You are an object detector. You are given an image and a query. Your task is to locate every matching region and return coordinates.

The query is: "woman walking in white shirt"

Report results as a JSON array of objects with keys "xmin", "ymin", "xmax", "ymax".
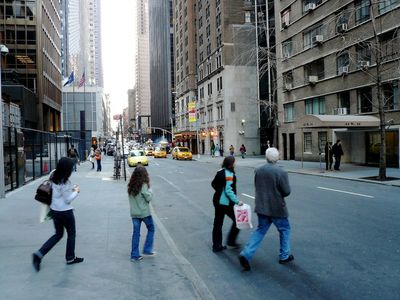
[{"xmin": 32, "ymin": 157, "xmax": 83, "ymax": 271}]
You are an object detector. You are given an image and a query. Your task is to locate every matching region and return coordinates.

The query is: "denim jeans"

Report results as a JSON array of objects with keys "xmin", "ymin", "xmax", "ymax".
[
  {"xmin": 96, "ymin": 159, "xmax": 102, "ymax": 171},
  {"xmin": 240, "ymin": 214, "xmax": 291, "ymax": 261},
  {"xmin": 131, "ymin": 216, "xmax": 155, "ymax": 259},
  {"xmin": 38, "ymin": 209, "xmax": 76, "ymax": 261}
]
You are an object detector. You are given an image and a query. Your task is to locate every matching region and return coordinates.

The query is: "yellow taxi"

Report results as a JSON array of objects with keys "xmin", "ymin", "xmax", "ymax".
[
  {"xmin": 145, "ymin": 147, "xmax": 154, "ymax": 156},
  {"xmin": 154, "ymin": 147, "xmax": 167, "ymax": 158},
  {"xmin": 128, "ymin": 150, "xmax": 149, "ymax": 167},
  {"xmin": 172, "ymin": 147, "xmax": 193, "ymax": 160}
]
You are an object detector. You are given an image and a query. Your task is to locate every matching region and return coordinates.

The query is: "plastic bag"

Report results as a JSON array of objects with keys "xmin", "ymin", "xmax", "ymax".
[
  {"xmin": 39, "ymin": 204, "xmax": 52, "ymax": 223},
  {"xmin": 234, "ymin": 203, "xmax": 253, "ymax": 229}
]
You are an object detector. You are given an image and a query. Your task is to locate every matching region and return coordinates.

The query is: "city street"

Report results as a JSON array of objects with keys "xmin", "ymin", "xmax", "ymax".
[{"xmin": 0, "ymin": 156, "xmax": 399, "ymax": 299}]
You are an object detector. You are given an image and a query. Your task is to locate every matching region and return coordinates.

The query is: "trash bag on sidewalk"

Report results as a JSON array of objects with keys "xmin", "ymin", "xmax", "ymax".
[{"xmin": 234, "ymin": 203, "xmax": 253, "ymax": 229}]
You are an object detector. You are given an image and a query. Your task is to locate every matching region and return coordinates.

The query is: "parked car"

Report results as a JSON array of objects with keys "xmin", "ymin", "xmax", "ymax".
[
  {"xmin": 127, "ymin": 150, "xmax": 149, "ymax": 167},
  {"xmin": 172, "ymin": 147, "xmax": 193, "ymax": 160},
  {"xmin": 154, "ymin": 147, "xmax": 167, "ymax": 158}
]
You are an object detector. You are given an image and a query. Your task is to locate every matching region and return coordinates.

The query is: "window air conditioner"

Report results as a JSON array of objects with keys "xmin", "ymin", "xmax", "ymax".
[
  {"xmin": 359, "ymin": 60, "xmax": 370, "ymax": 69},
  {"xmin": 338, "ymin": 66, "xmax": 349, "ymax": 75},
  {"xmin": 308, "ymin": 75, "xmax": 318, "ymax": 84},
  {"xmin": 334, "ymin": 107, "xmax": 348, "ymax": 115},
  {"xmin": 305, "ymin": 3, "xmax": 316, "ymax": 12},
  {"xmin": 284, "ymin": 82, "xmax": 293, "ymax": 91},
  {"xmin": 312, "ymin": 35, "xmax": 324, "ymax": 45},
  {"xmin": 337, "ymin": 23, "xmax": 348, "ymax": 33}
]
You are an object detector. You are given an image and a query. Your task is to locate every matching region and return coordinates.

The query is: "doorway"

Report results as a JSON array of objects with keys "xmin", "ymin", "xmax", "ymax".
[
  {"xmin": 282, "ymin": 133, "xmax": 287, "ymax": 160},
  {"xmin": 289, "ymin": 133, "xmax": 295, "ymax": 160}
]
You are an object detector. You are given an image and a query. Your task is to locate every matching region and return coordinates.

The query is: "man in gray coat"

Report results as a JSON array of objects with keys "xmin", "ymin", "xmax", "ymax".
[{"xmin": 239, "ymin": 147, "xmax": 293, "ymax": 271}]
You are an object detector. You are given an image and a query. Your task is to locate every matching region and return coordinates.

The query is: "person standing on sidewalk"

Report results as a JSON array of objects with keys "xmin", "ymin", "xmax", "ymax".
[
  {"xmin": 128, "ymin": 166, "xmax": 155, "ymax": 261},
  {"xmin": 324, "ymin": 142, "xmax": 333, "ymax": 171},
  {"xmin": 67, "ymin": 144, "xmax": 80, "ymax": 171},
  {"xmin": 89, "ymin": 147, "xmax": 95, "ymax": 169},
  {"xmin": 239, "ymin": 147, "xmax": 293, "ymax": 271},
  {"xmin": 211, "ymin": 142, "xmax": 216, "ymax": 157},
  {"xmin": 211, "ymin": 156, "xmax": 243, "ymax": 252},
  {"xmin": 229, "ymin": 145, "xmax": 235, "ymax": 156},
  {"xmin": 32, "ymin": 157, "xmax": 84, "ymax": 271},
  {"xmin": 240, "ymin": 144, "xmax": 247, "ymax": 159},
  {"xmin": 95, "ymin": 148, "xmax": 102, "ymax": 172},
  {"xmin": 332, "ymin": 140, "xmax": 344, "ymax": 171}
]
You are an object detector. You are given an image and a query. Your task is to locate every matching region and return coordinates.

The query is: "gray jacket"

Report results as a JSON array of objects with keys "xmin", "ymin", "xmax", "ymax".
[{"xmin": 254, "ymin": 163, "xmax": 291, "ymax": 218}]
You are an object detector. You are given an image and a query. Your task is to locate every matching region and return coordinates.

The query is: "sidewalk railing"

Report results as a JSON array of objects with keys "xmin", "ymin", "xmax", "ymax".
[{"xmin": 3, "ymin": 126, "xmax": 84, "ymax": 192}]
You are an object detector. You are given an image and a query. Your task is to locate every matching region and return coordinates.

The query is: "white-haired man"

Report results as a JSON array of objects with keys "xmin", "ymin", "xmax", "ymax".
[{"xmin": 239, "ymin": 147, "xmax": 293, "ymax": 271}]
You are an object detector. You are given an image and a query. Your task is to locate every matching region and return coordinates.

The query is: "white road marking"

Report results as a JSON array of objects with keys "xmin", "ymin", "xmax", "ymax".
[
  {"xmin": 157, "ymin": 175, "xmax": 181, "ymax": 191},
  {"xmin": 317, "ymin": 186, "xmax": 374, "ymax": 198},
  {"xmin": 241, "ymin": 193, "xmax": 255, "ymax": 199}
]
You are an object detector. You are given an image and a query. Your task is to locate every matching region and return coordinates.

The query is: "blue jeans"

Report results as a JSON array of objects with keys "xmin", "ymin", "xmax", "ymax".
[
  {"xmin": 240, "ymin": 214, "xmax": 291, "ymax": 261},
  {"xmin": 131, "ymin": 216, "xmax": 155, "ymax": 259}
]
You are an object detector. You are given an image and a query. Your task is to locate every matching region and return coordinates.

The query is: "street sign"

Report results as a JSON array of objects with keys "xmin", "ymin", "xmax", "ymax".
[{"xmin": 188, "ymin": 102, "xmax": 196, "ymax": 123}]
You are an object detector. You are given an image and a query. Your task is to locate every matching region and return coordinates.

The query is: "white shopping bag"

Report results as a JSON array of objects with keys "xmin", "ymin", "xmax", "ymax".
[
  {"xmin": 39, "ymin": 203, "xmax": 52, "ymax": 223},
  {"xmin": 234, "ymin": 203, "xmax": 253, "ymax": 229}
]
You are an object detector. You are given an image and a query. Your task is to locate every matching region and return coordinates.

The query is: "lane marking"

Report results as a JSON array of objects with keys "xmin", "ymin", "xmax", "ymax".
[
  {"xmin": 151, "ymin": 206, "xmax": 216, "ymax": 300},
  {"xmin": 241, "ymin": 193, "xmax": 255, "ymax": 199},
  {"xmin": 317, "ymin": 186, "xmax": 374, "ymax": 198},
  {"xmin": 156, "ymin": 175, "xmax": 181, "ymax": 191}
]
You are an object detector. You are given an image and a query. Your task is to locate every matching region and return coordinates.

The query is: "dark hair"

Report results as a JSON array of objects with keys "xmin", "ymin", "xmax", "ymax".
[
  {"xmin": 222, "ymin": 156, "xmax": 235, "ymax": 172},
  {"xmin": 127, "ymin": 166, "xmax": 150, "ymax": 196},
  {"xmin": 50, "ymin": 157, "xmax": 74, "ymax": 184}
]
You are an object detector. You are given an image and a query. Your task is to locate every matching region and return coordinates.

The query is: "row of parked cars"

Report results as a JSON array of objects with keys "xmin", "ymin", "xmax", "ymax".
[{"xmin": 127, "ymin": 146, "xmax": 193, "ymax": 167}]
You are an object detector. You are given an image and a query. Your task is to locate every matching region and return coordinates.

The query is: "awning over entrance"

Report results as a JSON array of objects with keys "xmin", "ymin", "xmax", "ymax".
[{"xmin": 299, "ymin": 114, "xmax": 380, "ymax": 128}]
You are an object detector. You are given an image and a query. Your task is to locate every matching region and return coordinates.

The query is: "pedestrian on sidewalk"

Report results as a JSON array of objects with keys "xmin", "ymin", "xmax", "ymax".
[
  {"xmin": 211, "ymin": 141, "xmax": 216, "ymax": 157},
  {"xmin": 239, "ymin": 147, "xmax": 293, "ymax": 271},
  {"xmin": 229, "ymin": 145, "xmax": 235, "ymax": 156},
  {"xmin": 215, "ymin": 144, "xmax": 220, "ymax": 157},
  {"xmin": 219, "ymin": 146, "xmax": 224, "ymax": 157},
  {"xmin": 32, "ymin": 157, "xmax": 84, "ymax": 272},
  {"xmin": 67, "ymin": 144, "xmax": 80, "ymax": 171},
  {"xmin": 211, "ymin": 156, "xmax": 243, "ymax": 252},
  {"xmin": 128, "ymin": 166, "xmax": 155, "ymax": 261},
  {"xmin": 324, "ymin": 142, "xmax": 333, "ymax": 171},
  {"xmin": 240, "ymin": 144, "xmax": 247, "ymax": 159},
  {"xmin": 95, "ymin": 149, "xmax": 102, "ymax": 172},
  {"xmin": 89, "ymin": 147, "xmax": 95, "ymax": 169},
  {"xmin": 332, "ymin": 140, "xmax": 344, "ymax": 171}
]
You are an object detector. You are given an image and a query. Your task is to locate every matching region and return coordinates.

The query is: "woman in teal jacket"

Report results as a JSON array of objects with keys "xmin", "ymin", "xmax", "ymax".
[
  {"xmin": 211, "ymin": 156, "xmax": 243, "ymax": 252},
  {"xmin": 128, "ymin": 166, "xmax": 155, "ymax": 261}
]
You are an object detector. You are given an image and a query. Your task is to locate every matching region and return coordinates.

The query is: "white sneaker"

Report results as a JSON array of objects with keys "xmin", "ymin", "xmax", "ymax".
[{"xmin": 142, "ymin": 251, "xmax": 157, "ymax": 257}]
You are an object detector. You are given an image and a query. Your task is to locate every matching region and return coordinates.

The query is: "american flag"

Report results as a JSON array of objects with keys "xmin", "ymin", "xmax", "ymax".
[{"xmin": 78, "ymin": 72, "xmax": 85, "ymax": 88}]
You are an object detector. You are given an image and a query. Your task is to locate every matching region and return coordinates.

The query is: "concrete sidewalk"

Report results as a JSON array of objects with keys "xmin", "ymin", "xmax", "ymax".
[
  {"xmin": 195, "ymin": 154, "xmax": 400, "ymax": 187},
  {"xmin": 0, "ymin": 157, "xmax": 206, "ymax": 300}
]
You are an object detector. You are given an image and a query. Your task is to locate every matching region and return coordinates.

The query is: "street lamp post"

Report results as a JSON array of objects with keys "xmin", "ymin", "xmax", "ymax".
[{"xmin": 0, "ymin": 44, "xmax": 9, "ymax": 198}]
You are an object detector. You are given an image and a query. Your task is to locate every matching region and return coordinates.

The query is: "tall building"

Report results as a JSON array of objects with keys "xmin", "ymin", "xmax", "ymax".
[
  {"xmin": 0, "ymin": 0, "xmax": 63, "ymax": 131},
  {"xmin": 61, "ymin": 0, "xmax": 105, "ymax": 138},
  {"xmin": 173, "ymin": 0, "xmax": 199, "ymax": 151},
  {"xmin": 275, "ymin": 0, "xmax": 399, "ymax": 167},
  {"xmin": 195, "ymin": 0, "xmax": 259, "ymax": 155},
  {"xmin": 135, "ymin": 0, "xmax": 151, "ymax": 130},
  {"xmin": 149, "ymin": 0, "xmax": 174, "ymax": 131}
]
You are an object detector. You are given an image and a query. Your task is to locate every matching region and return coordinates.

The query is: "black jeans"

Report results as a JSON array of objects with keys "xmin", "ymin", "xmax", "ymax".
[
  {"xmin": 334, "ymin": 156, "xmax": 341, "ymax": 170},
  {"xmin": 38, "ymin": 209, "xmax": 76, "ymax": 261},
  {"xmin": 212, "ymin": 204, "xmax": 239, "ymax": 249}
]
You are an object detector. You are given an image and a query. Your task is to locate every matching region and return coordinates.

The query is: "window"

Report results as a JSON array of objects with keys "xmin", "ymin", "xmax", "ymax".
[
  {"xmin": 337, "ymin": 52, "xmax": 350, "ymax": 74},
  {"xmin": 380, "ymin": 30, "xmax": 400, "ymax": 62},
  {"xmin": 318, "ymin": 132, "xmax": 327, "ymax": 153},
  {"xmin": 355, "ymin": 0, "xmax": 370, "ymax": 25},
  {"xmin": 283, "ymin": 71, "xmax": 293, "ymax": 89},
  {"xmin": 303, "ymin": 0, "xmax": 322, "ymax": 12},
  {"xmin": 338, "ymin": 91, "xmax": 351, "ymax": 113},
  {"xmin": 206, "ymin": 25, "xmax": 211, "ymax": 37},
  {"xmin": 304, "ymin": 59, "xmax": 325, "ymax": 81},
  {"xmin": 217, "ymin": 106, "xmax": 223, "ymax": 120},
  {"xmin": 216, "ymin": 13, "xmax": 221, "ymax": 27},
  {"xmin": 200, "ymin": 87, "xmax": 204, "ymax": 99},
  {"xmin": 231, "ymin": 102, "xmax": 236, "ymax": 112},
  {"xmin": 304, "ymin": 132, "xmax": 312, "ymax": 153},
  {"xmin": 282, "ymin": 39, "xmax": 293, "ymax": 58},
  {"xmin": 303, "ymin": 24, "xmax": 324, "ymax": 49},
  {"xmin": 305, "ymin": 97, "xmax": 325, "ymax": 114},
  {"xmin": 284, "ymin": 103, "xmax": 294, "ymax": 122},
  {"xmin": 245, "ymin": 11, "xmax": 251, "ymax": 23},
  {"xmin": 207, "ymin": 44, "xmax": 211, "ymax": 55},
  {"xmin": 199, "ymin": 34, "xmax": 203, "ymax": 46},
  {"xmin": 358, "ymin": 87, "xmax": 373, "ymax": 113},
  {"xmin": 199, "ymin": 16, "xmax": 203, "ymax": 28},
  {"xmin": 379, "ymin": 0, "xmax": 397, "ymax": 13},
  {"xmin": 207, "ymin": 108, "xmax": 213, "ymax": 122},
  {"xmin": 207, "ymin": 82, "xmax": 213, "ymax": 95},
  {"xmin": 217, "ymin": 77, "xmax": 223, "ymax": 91},
  {"xmin": 336, "ymin": 9, "xmax": 350, "ymax": 32},
  {"xmin": 281, "ymin": 9, "xmax": 290, "ymax": 28},
  {"xmin": 383, "ymin": 81, "xmax": 399, "ymax": 110},
  {"xmin": 356, "ymin": 42, "xmax": 372, "ymax": 66}
]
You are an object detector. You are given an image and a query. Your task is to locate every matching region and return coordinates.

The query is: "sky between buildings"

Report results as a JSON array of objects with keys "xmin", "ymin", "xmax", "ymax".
[{"xmin": 101, "ymin": 0, "xmax": 136, "ymax": 125}]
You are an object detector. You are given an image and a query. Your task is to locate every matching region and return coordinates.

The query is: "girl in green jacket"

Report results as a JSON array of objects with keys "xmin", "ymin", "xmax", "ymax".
[{"xmin": 128, "ymin": 166, "xmax": 155, "ymax": 261}]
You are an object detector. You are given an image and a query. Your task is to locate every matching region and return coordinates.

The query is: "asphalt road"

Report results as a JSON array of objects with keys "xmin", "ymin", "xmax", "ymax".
[{"xmin": 147, "ymin": 156, "xmax": 400, "ymax": 300}]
